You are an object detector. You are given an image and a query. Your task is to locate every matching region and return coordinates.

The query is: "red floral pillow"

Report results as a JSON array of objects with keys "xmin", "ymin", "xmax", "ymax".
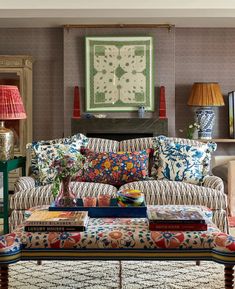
[{"xmin": 78, "ymin": 149, "xmax": 150, "ymax": 187}]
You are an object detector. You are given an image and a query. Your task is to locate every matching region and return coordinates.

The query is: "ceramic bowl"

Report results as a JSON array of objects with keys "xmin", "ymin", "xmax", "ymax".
[{"xmin": 117, "ymin": 189, "xmax": 144, "ymax": 207}]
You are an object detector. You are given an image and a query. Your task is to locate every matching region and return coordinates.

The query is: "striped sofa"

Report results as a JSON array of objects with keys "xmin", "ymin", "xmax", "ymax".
[{"xmin": 11, "ymin": 137, "xmax": 228, "ymax": 233}]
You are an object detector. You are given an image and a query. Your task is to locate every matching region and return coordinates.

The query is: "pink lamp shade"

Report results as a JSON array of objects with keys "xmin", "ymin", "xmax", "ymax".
[{"xmin": 0, "ymin": 85, "xmax": 26, "ymax": 120}]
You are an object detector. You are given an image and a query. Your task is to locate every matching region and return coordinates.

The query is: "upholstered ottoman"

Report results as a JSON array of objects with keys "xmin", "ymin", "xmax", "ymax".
[{"xmin": 1, "ymin": 205, "xmax": 235, "ymax": 289}]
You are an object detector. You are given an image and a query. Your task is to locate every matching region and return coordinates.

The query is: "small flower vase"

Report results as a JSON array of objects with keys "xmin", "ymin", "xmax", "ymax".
[
  {"xmin": 192, "ymin": 129, "xmax": 198, "ymax": 140},
  {"xmin": 55, "ymin": 176, "xmax": 77, "ymax": 207}
]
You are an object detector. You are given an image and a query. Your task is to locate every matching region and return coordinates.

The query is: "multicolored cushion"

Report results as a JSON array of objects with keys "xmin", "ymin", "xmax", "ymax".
[
  {"xmin": 28, "ymin": 134, "xmax": 88, "ymax": 186},
  {"xmin": 153, "ymin": 136, "xmax": 217, "ymax": 185},
  {"xmin": 79, "ymin": 149, "xmax": 150, "ymax": 187}
]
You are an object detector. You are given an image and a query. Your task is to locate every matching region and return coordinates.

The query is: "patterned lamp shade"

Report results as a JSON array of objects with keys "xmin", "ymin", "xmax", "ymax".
[
  {"xmin": 0, "ymin": 85, "xmax": 26, "ymax": 160},
  {"xmin": 187, "ymin": 82, "xmax": 224, "ymax": 140},
  {"xmin": 187, "ymin": 82, "xmax": 225, "ymax": 107},
  {"xmin": 0, "ymin": 85, "xmax": 26, "ymax": 120}
]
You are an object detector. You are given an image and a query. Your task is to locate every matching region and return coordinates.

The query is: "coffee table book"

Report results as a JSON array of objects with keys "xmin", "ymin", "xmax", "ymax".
[
  {"xmin": 147, "ymin": 207, "xmax": 207, "ymax": 231},
  {"xmin": 24, "ymin": 211, "xmax": 89, "ymax": 232}
]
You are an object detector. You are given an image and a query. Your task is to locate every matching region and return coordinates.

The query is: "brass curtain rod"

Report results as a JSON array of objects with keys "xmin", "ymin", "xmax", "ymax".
[{"xmin": 64, "ymin": 24, "xmax": 173, "ymax": 31}]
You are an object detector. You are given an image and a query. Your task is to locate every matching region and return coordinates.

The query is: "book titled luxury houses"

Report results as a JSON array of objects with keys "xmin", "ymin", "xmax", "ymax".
[
  {"xmin": 147, "ymin": 207, "xmax": 207, "ymax": 231},
  {"xmin": 24, "ymin": 211, "xmax": 89, "ymax": 232}
]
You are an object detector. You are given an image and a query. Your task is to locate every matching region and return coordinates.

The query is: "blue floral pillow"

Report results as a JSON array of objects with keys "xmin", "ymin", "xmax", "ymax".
[
  {"xmin": 28, "ymin": 134, "xmax": 88, "ymax": 186},
  {"xmin": 153, "ymin": 136, "xmax": 217, "ymax": 184}
]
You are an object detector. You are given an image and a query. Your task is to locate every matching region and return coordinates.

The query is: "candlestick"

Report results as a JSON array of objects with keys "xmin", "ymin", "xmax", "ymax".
[
  {"xmin": 159, "ymin": 86, "xmax": 166, "ymax": 119},
  {"xmin": 73, "ymin": 86, "xmax": 81, "ymax": 119}
]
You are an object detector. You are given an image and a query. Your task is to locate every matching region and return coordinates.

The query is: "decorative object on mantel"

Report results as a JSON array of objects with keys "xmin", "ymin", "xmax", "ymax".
[
  {"xmin": 85, "ymin": 36, "xmax": 154, "ymax": 112},
  {"xmin": 159, "ymin": 86, "xmax": 167, "ymax": 119},
  {"xmin": 72, "ymin": 86, "xmax": 81, "ymax": 119},
  {"xmin": 0, "ymin": 85, "xmax": 26, "ymax": 160},
  {"xmin": 94, "ymin": 114, "xmax": 107, "ymax": 118},
  {"xmin": 187, "ymin": 82, "xmax": 224, "ymax": 140},
  {"xmin": 138, "ymin": 106, "xmax": 145, "ymax": 118},
  {"xmin": 81, "ymin": 113, "xmax": 95, "ymax": 119}
]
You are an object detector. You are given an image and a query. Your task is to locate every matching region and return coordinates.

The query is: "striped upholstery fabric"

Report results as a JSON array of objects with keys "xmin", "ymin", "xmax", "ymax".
[
  {"xmin": 87, "ymin": 138, "xmax": 119, "ymax": 152},
  {"xmin": 14, "ymin": 176, "xmax": 36, "ymax": 192},
  {"xmin": 10, "ymin": 137, "xmax": 228, "ymax": 233},
  {"xmin": 119, "ymin": 137, "xmax": 207, "ymax": 152},
  {"xmin": 9, "ymin": 210, "xmax": 26, "ymax": 233},
  {"xmin": 119, "ymin": 180, "xmax": 227, "ymax": 232},
  {"xmin": 11, "ymin": 182, "xmax": 117, "ymax": 210},
  {"xmin": 119, "ymin": 137, "xmax": 154, "ymax": 151}
]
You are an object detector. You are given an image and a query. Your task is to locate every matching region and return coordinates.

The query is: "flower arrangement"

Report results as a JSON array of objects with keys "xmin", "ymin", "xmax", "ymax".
[
  {"xmin": 178, "ymin": 122, "xmax": 200, "ymax": 139},
  {"xmin": 187, "ymin": 122, "xmax": 200, "ymax": 139},
  {"xmin": 51, "ymin": 151, "xmax": 84, "ymax": 197}
]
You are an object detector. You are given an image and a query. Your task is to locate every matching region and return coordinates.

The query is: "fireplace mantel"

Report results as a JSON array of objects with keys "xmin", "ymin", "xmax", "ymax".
[{"xmin": 71, "ymin": 118, "xmax": 168, "ymax": 140}]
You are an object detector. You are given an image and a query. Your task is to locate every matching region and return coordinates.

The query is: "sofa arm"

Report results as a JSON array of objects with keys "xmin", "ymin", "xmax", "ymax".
[
  {"xmin": 228, "ymin": 160, "xmax": 235, "ymax": 216},
  {"xmin": 202, "ymin": 175, "xmax": 224, "ymax": 191},
  {"xmin": 14, "ymin": 176, "xmax": 36, "ymax": 192}
]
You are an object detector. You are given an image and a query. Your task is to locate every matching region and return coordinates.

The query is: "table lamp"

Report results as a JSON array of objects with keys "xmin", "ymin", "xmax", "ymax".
[
  {"xmin": 0, "ymin": 85, "xmax": 26, "ymax": 160},
  {"xmin": 187, "ymin": 82, "xmax": 224, "ymax": 139}
]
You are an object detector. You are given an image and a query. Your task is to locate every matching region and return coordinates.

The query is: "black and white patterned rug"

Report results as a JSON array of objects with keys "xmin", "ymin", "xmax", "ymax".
[{"xmin": 9, "ymin": 260, "xmax": 225, "ymax": 289}]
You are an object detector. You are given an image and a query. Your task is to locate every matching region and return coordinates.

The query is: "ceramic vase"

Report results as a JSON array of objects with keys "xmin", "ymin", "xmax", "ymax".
[
  {"xmin": 196, "ymin": 107, "xmax": 215, "ymax": 139},
  {"xmin": 138, "ymin": 106, "xmax": 145, "ymax": 118},
  {"xmin": 55, "ymin": 176, "xmax": 77, "ymax": 207}
]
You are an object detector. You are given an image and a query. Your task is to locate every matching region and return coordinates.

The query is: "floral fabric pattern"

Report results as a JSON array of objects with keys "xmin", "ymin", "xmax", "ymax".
[
  {"xmin": 1, "ymin": 205, "xmax": 235, "ymax": 263},
  {"xmin": 20, "ymin": 212, "xmax": 235, "ymax": 253},
  {"xmin": 79, "ymin": 149, "xmax": 149, "ymax": 186},
  {"xmin": 29, "ymin": 134, "xmax": 88, "ymax": 186},
  {"xmin": 153, "ymin": 136, "xmax": 217, "ymax": 185}
]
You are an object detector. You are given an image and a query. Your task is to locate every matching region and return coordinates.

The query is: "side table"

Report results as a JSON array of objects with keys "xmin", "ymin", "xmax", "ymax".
[{"xmin": 0, "ymin": 157, "xmax": 26, "ymax": 234}]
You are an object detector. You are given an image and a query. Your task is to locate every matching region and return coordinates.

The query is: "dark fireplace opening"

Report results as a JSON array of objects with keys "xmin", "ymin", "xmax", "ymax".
[{"xmin": 86, "ymin": 133, "xmax": 153, "ymax": 141}]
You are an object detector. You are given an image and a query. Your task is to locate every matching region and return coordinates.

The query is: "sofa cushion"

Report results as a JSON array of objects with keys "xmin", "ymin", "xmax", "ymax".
[
  {"xmin": 28, "ymin": 134, "xmax": 88, "ymax": 186},
  {"xmin": 79, "ymin": 149, "xmax": 150, "ymax": 187},
  {"xmin": 153, "ymin": 136, "xmax": 217, "ymax": 185}
]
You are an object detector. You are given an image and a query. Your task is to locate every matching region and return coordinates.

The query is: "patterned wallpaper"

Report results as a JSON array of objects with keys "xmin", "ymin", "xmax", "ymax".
[
  {"xmin": 0, "ymin": 27, "xmax": 234, "ymax": 155},
  {"xmin": 0, "ymin": 28, "xmax": 64, "ymax": 141}
]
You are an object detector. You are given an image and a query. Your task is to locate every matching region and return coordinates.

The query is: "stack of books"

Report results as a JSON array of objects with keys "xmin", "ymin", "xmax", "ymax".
[
  {"xmin": 147, "ymin": 207, "xmax": 207, "ymax": 231},
  {"xmin": 24, "ymin": 211, "xmax": 89, "ymax": 232}
]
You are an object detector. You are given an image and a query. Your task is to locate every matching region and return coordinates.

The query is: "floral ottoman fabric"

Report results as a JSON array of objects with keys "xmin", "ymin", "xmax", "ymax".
[
  {"xmin": 1, "ymin": 205, "xmax": 235, "ymax": 258},
  {"xmin": 18, "ymin": 205, "xmax": 234, "ymax": 253}
]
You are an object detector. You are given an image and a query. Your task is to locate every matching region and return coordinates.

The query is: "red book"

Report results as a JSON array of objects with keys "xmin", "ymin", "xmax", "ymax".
[{"xmin": 149, "ymin": 222, "xmax": 207, "ymax": 231}]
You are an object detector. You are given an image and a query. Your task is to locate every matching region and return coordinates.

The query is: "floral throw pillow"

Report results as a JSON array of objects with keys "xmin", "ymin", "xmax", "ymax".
[
  {"xmin": 153, "ymin": 136, "xmax": 217, "ymax": 185},
  {"xmin": 29, "ymin": 134, "xmax": 88, "ymax": 186},
  {"xmin": 78, "ymin": 149, "xmax": 150, "ymax": 187}
]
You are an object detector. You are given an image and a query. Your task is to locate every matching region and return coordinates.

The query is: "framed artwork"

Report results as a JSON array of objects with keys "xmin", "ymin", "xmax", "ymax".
[
  {"xmin": 228, "ymin": 91, "xmax": 235, "ymax": 138},
  {"xmin": 85, "ymin": 36, "xmax": 154, "ymax": 112}
]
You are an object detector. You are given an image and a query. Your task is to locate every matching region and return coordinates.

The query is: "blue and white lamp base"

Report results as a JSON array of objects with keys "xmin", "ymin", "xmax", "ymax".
[{"xmin": 195, "ymin": 107, "xmax": 215, "ymax": 140}]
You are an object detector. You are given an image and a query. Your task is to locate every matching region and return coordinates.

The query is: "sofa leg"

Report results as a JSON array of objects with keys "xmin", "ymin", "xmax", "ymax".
[
  {"xmin": 0, "ymin": 265, "xmax": 8, "ymax": 289},
  {"xmin": 225, "ymin": 265, "xmax": 234, "ymax": 289},
  {"xmin": 37, "ymin": 260, "xmax": 42, "ymax": 265},
  {"xmin": 196, "ymin": 260, "xmax": 200, "ymax": 266}
]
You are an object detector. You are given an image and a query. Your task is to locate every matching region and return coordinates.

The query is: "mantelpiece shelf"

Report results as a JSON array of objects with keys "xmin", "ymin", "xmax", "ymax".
[
  {"xmin": 198, "ymin": 139, "xmax": 235, "ymax": 143},
  {"xmin": 71, "ymin": 118, "xmax": 168, "ymax": 140}
]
